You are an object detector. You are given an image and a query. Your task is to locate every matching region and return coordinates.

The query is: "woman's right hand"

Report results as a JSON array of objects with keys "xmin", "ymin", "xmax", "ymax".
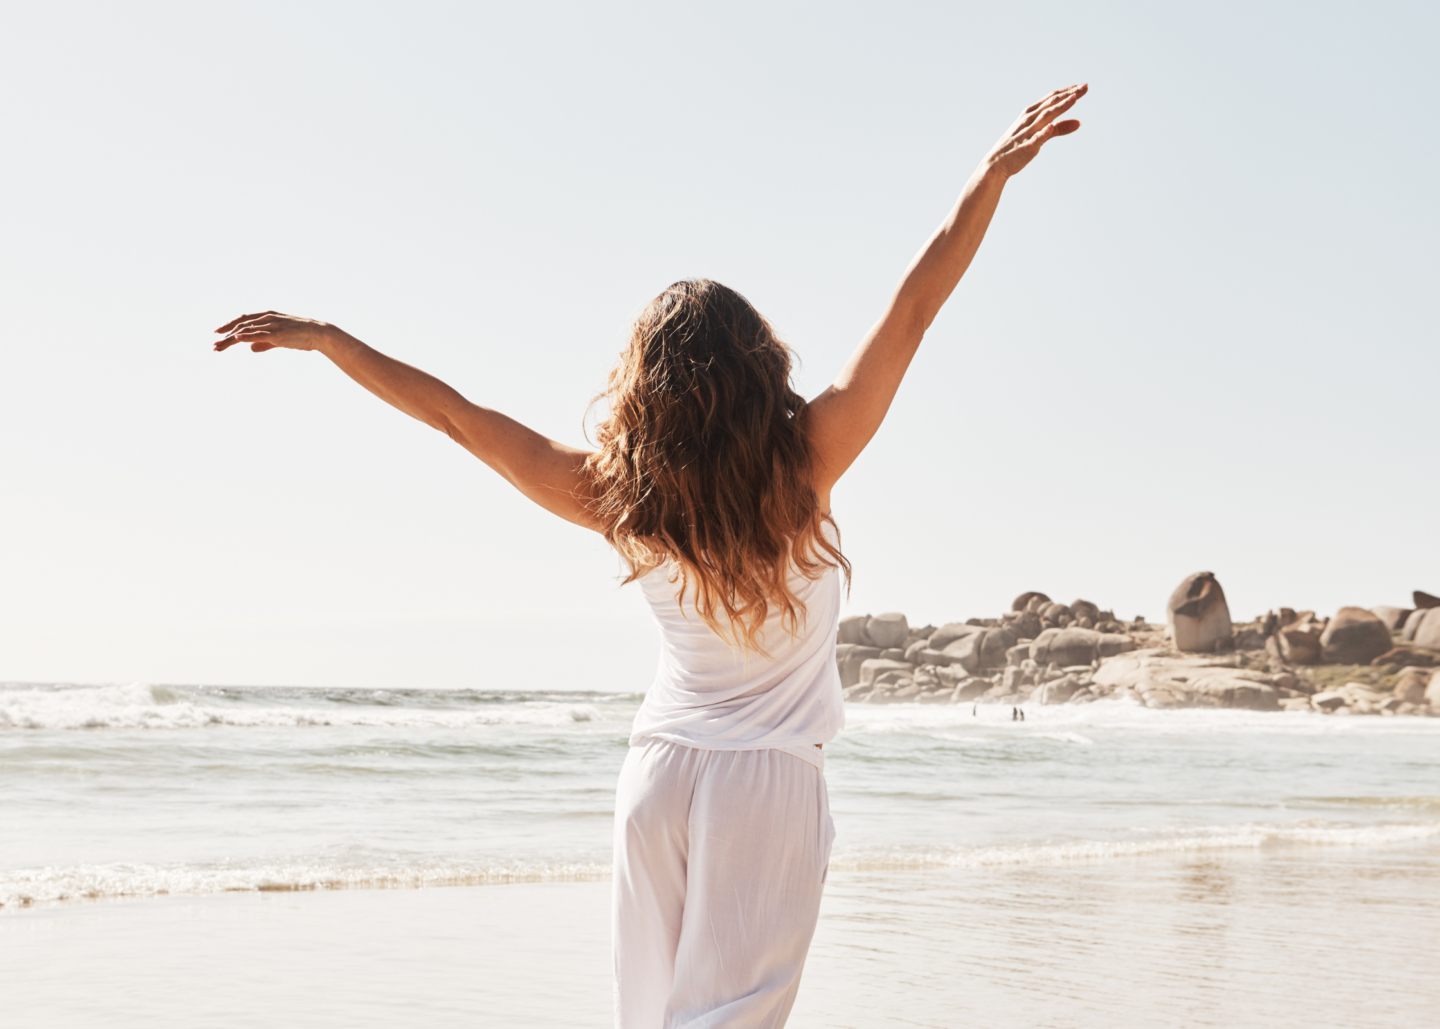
[
  {"xmin": 983, "ymin": 84, "xmax": 1087, "ymax": 180},
  {"xmin": 807, "ymin": 85, "xmax": 1088, "ymax": 500},
  {"xmin": 213, "ymin": 311, "xmax": 343, "ymax": 353}
]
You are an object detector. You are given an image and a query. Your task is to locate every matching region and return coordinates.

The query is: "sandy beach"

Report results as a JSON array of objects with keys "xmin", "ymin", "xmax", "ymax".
[{"xmin": 8, "ymin": 840, "xmax": 1439, "ymax": 1028}]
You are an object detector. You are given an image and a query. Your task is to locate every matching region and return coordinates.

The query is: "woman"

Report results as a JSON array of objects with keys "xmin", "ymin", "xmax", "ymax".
[{"xmin": 215, "ymin": 84, "xmax": 1085, "ymax": 1028}]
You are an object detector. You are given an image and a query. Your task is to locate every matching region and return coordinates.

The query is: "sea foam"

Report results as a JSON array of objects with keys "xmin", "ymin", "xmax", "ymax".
[
  {"xmin": 0, "ymin": 683, "xmax": 634, "ymax": 731},
  {"xmin": 827, "ymin": 819, "xmax": 1440, "ymax": 872},
  {"xmin": 0, "ymin": 858, "xmax": 613, "ymax": 910},
  {"xmin": 6, "ymin": 819, "xmax": 1437, "ymax": 911}
]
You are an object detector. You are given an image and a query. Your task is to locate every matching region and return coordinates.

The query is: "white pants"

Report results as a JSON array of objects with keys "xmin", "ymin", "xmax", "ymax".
[{"xmin": 612, "ymin": 739, "xmax": 835, "ymax": 1029}]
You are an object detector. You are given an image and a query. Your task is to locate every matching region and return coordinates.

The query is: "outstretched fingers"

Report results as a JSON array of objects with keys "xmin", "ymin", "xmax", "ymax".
[
  {"xmin": 215, "ymin": 310, "xmax": 277, "ymax": 334},
  {"xmin": 213, "ymin": 311, "xmax": 294, "ymax": 352},
  {"xmin": 1023, "ymin": 85, "xmax": 1075, "ymax": 115},
  {"xmin": 988, "ymin": 84, "xmax": 1087, "ymax": 177},
  {"xmin": 1018, "ymin": 84, "xmax": 1087, "ymax": 136},
  {"xmin": 210, "ymin": 310, "xmax": 331, "ymax": 354},
  {"xmin": 213, "ymin": 321, "xmax": 278, "ymax": 352}
]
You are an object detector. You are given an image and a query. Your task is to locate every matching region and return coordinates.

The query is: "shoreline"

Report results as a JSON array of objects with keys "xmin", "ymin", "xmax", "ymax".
[
  {"xmin": 7, "ymin": 844, "xmax": 1439, "ymax": 1029},
  {"xmin": 9, "ymin": 718, "xmax": 1440, "ymax": 914}
]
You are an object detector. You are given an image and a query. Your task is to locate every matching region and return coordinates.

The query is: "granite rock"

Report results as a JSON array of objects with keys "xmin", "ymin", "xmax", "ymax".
[
  {"xmin": 1319, "ymin": 607, "xmax": 1393, "ymax": 665},
  {"xmin": 1167, "ymin": 571, "xmax": 1233, "ymax": 653}
]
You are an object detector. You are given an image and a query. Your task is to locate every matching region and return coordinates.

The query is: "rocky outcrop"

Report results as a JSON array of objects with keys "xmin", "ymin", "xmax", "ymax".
[
  {"xmin": 835, "ymin": 644, "xmax": 881, "ymax": 688},
  {"xmin": 1372, "ymin": 606, "xmax": 1413, "ymax": 631},
  {"xmin": 1273, "ymin": 611, "xmax": 1324, "ymax": 665},
  {"xmin": 837, "ymin": 616, "xmax": 871, "ymax": 646},
  {"xmin": 1036, "ymin": 674, "xmax": 1084, "ymax": 705},
  {"xmin": 1167, "ymin": 572, "xmax": 1233, "ymax": 653},
  {"xmin": 1030, "ymin": 627, "xmax": 1133, "ymax": 667},
  {"xmin": 859, "ymin": 658, "xmax": 913, "ymax": 687},
  {"xmin": 1415, "ymin": 591, "xmax": 1440, "ymax": 609},
  {"xmin": 1394, "ymin": 670, "xmax": 1431, "ymax": 705},
  {"xmin": 1414, "ymin": 610, "xmax": 1440, "ymax": 651},
  {"xmin": 1092, "ymin": 651, "xmax": 1280, "ymax": 711},
  {"xmin": 1319, "ymin": 682, "xmax": 1398, "ymax": 715},
  {"xmin": 938, "ymin": 626, "xmax": 1017, "ymax": 673},
  {"xmin": 1012, "ymin": 591, "xmax": 1050, "ymax": 612},
  {"xmin": 1373, "ymin": 647, "xmax": 1436, "ymax": 668},
  {"xmin": 927, "ymin": 622, "xmax": 981, "ymax": 651},
  {"xmin": 865, "ymin": 613, "xmax": 910, "ymax": 649},
  {"xmin": 836, "ymin": 582, "xmax": 1440, "ymax": 716},
  {"xmin": 1319, "ymin": 607, "xmax": 1393, "ymax": 665}
]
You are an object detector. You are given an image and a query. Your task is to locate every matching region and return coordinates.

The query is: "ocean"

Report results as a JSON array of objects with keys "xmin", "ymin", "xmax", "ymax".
[{"xmin": 3, "ymin": 683, "xmax": 1438, "ymax": 1027}]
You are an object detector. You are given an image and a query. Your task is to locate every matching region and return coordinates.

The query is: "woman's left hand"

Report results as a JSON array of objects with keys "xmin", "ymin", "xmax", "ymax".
[
  {"xmin": 213, "ymin": 311, "xmax": 340, "ymax": 353},
  {"xmin": 984, "ymin": 83, "xmax": 1087, "ymax": 179}
]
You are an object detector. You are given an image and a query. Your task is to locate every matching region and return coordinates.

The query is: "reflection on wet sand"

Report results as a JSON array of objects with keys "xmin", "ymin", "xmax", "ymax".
[{"xmin": 796, "ymin": 840, "xmax": 1440, "ymax": 1029}]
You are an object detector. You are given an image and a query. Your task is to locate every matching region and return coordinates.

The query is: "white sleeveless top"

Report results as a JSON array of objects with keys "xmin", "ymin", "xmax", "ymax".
[{"xmin": 629, "ymin": 544, "xmax": 845, "ymax": 770}]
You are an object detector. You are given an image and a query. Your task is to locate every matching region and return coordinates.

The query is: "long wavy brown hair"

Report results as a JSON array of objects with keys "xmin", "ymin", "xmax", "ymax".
[{"xmin": 585, "ymin": 279, "xmax": 848, "ymax": 650}]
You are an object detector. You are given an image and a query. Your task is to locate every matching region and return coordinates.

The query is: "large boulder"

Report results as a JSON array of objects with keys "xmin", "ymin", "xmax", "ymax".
[
  {"xmin": 835, "ymin": 644, "xmax": 881, "ymax": 688},
  {"xmin": 1012, "ymin": 591, "xmax": 1050, "ymax": 612},
  {"xmin": 1040, "ymin": 602, "xmax": 1072, "ymax": 627},
  {"xmin": 1093, "ymin": 649, "xmax": 1278, "ymax": 710},
  {"xmin": 1372, "ymin": 646, "xmax": 1437, "ymax": 668},
  {"xmin": 1415, "ymin": 591, "xmax": 1440, "ymax": 609},
  {"xmin": 1428, "ymin": 670, "xmax": 1440, "ymax": 708},
  {"xmin": 1031, "ymin": 627, "xmax": 1133, "ymax": 667},
  {"xmin": 1415, "ymin": 610, "xmax": 1440, "ymax": 651},
  {"xmin": 1167, "ymin": 572, "xmax": 1233, "ymax": 653},
  {"xmin": 1012, "ymin": 611, "xmax": 1043, "ymax": 639},
  {"xmin": 865, "ymin": 613, "xmax": 910, "ymax": 649},
  {"xmin": 1037, "ymin": 674, "xmax": 1084, "ymax": 705},
  {"xmin": 936, "ymin": 664, "xmax": 969, "ymax": 687},
  {"xmin": 1393, "ymin": 670, "xmax": 1430, "ymax": 705},
  {"xmin": 953, "ymin": 678, "xmax": 991, "ymax": 702},
  {"xmin": 1185, "ymin": 671, "xmax": 1280, "ymax": 711},
  {"xmin": 1402, "ymin": 608, "xmax": 1436, "ymax": 644},
  {"xmin": 838, "ymin": 616, "xmax": 872, "ymax": 646},
  {"xmin": 859, "ymin": 658, "xmax": 914, "ymax": 687},
  {"xmin": 1070, "ymin": 599, "xmax": 1102, "ymax": 624},
  {"xmin": 1276, "ymin": 613, "xmax": 1323, "ymax": 664},
  {"xmin": 1372, "ymin": 606, "xmax": 1413, "ymax": 632},
  {"xmin": 1320, "ymin": 607, "xmax": 1394, "ymax": 665},
  {"xmin": 928, "ymin": 622, "xmax": 983, "ymax": 652},
  {"xmin": 940, "ymin": 625, "xmax": 1018, "ymax": 673}
]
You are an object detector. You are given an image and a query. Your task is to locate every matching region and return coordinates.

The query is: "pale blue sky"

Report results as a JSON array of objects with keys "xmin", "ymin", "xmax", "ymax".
[{"xmin": 1, "ymin": 1, "xmax": 1435, "ymax": 689}]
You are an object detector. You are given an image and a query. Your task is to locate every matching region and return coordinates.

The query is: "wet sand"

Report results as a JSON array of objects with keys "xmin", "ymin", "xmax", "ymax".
[{"xmin": 7, "ymin": 839, "xmax": 1438, "ymax": 1028}]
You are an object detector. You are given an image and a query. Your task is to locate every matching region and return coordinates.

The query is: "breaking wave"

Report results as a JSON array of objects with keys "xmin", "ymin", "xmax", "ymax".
[
  {"xmin": 828, "ymin": 819, "xmax": 1440, "ymax": 872},
  {"xmin": 7, "ymin": 820, "xmax": 1436, "ymax": 911},
  {"xmin": 0, "ymin": 858, "xmax": 612, "ymax": 910},
  {"xmin": 0, "ymin": 683, "xmax": 638, "ymax": 732}
]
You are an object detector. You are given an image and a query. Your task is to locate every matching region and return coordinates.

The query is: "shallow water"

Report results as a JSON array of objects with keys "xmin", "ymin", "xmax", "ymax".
[{"xmin": 3, "ymin": 682, "xmax": 1438, "ymax": 1026}]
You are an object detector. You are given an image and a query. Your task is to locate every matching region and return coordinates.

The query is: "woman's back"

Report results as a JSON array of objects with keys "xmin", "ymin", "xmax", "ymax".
[{"xmin": 629, "ymin": 544, "xmax": 843, "ymax": 769}]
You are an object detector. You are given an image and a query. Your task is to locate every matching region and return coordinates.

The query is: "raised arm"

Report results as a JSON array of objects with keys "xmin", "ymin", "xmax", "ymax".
[
  {"xmin": 213, "ymin": 314, "xmax": 600, "ymax": 530},
  {"xmin": 806, "ymin": 85, "xmax": 1087, "ymax": 502}
]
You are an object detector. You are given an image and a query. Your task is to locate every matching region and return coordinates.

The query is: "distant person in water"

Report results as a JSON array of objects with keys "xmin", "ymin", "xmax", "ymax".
[{"xmin": 213, "ymin": 84, "xmax": 1085, "ymax": 1029}]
